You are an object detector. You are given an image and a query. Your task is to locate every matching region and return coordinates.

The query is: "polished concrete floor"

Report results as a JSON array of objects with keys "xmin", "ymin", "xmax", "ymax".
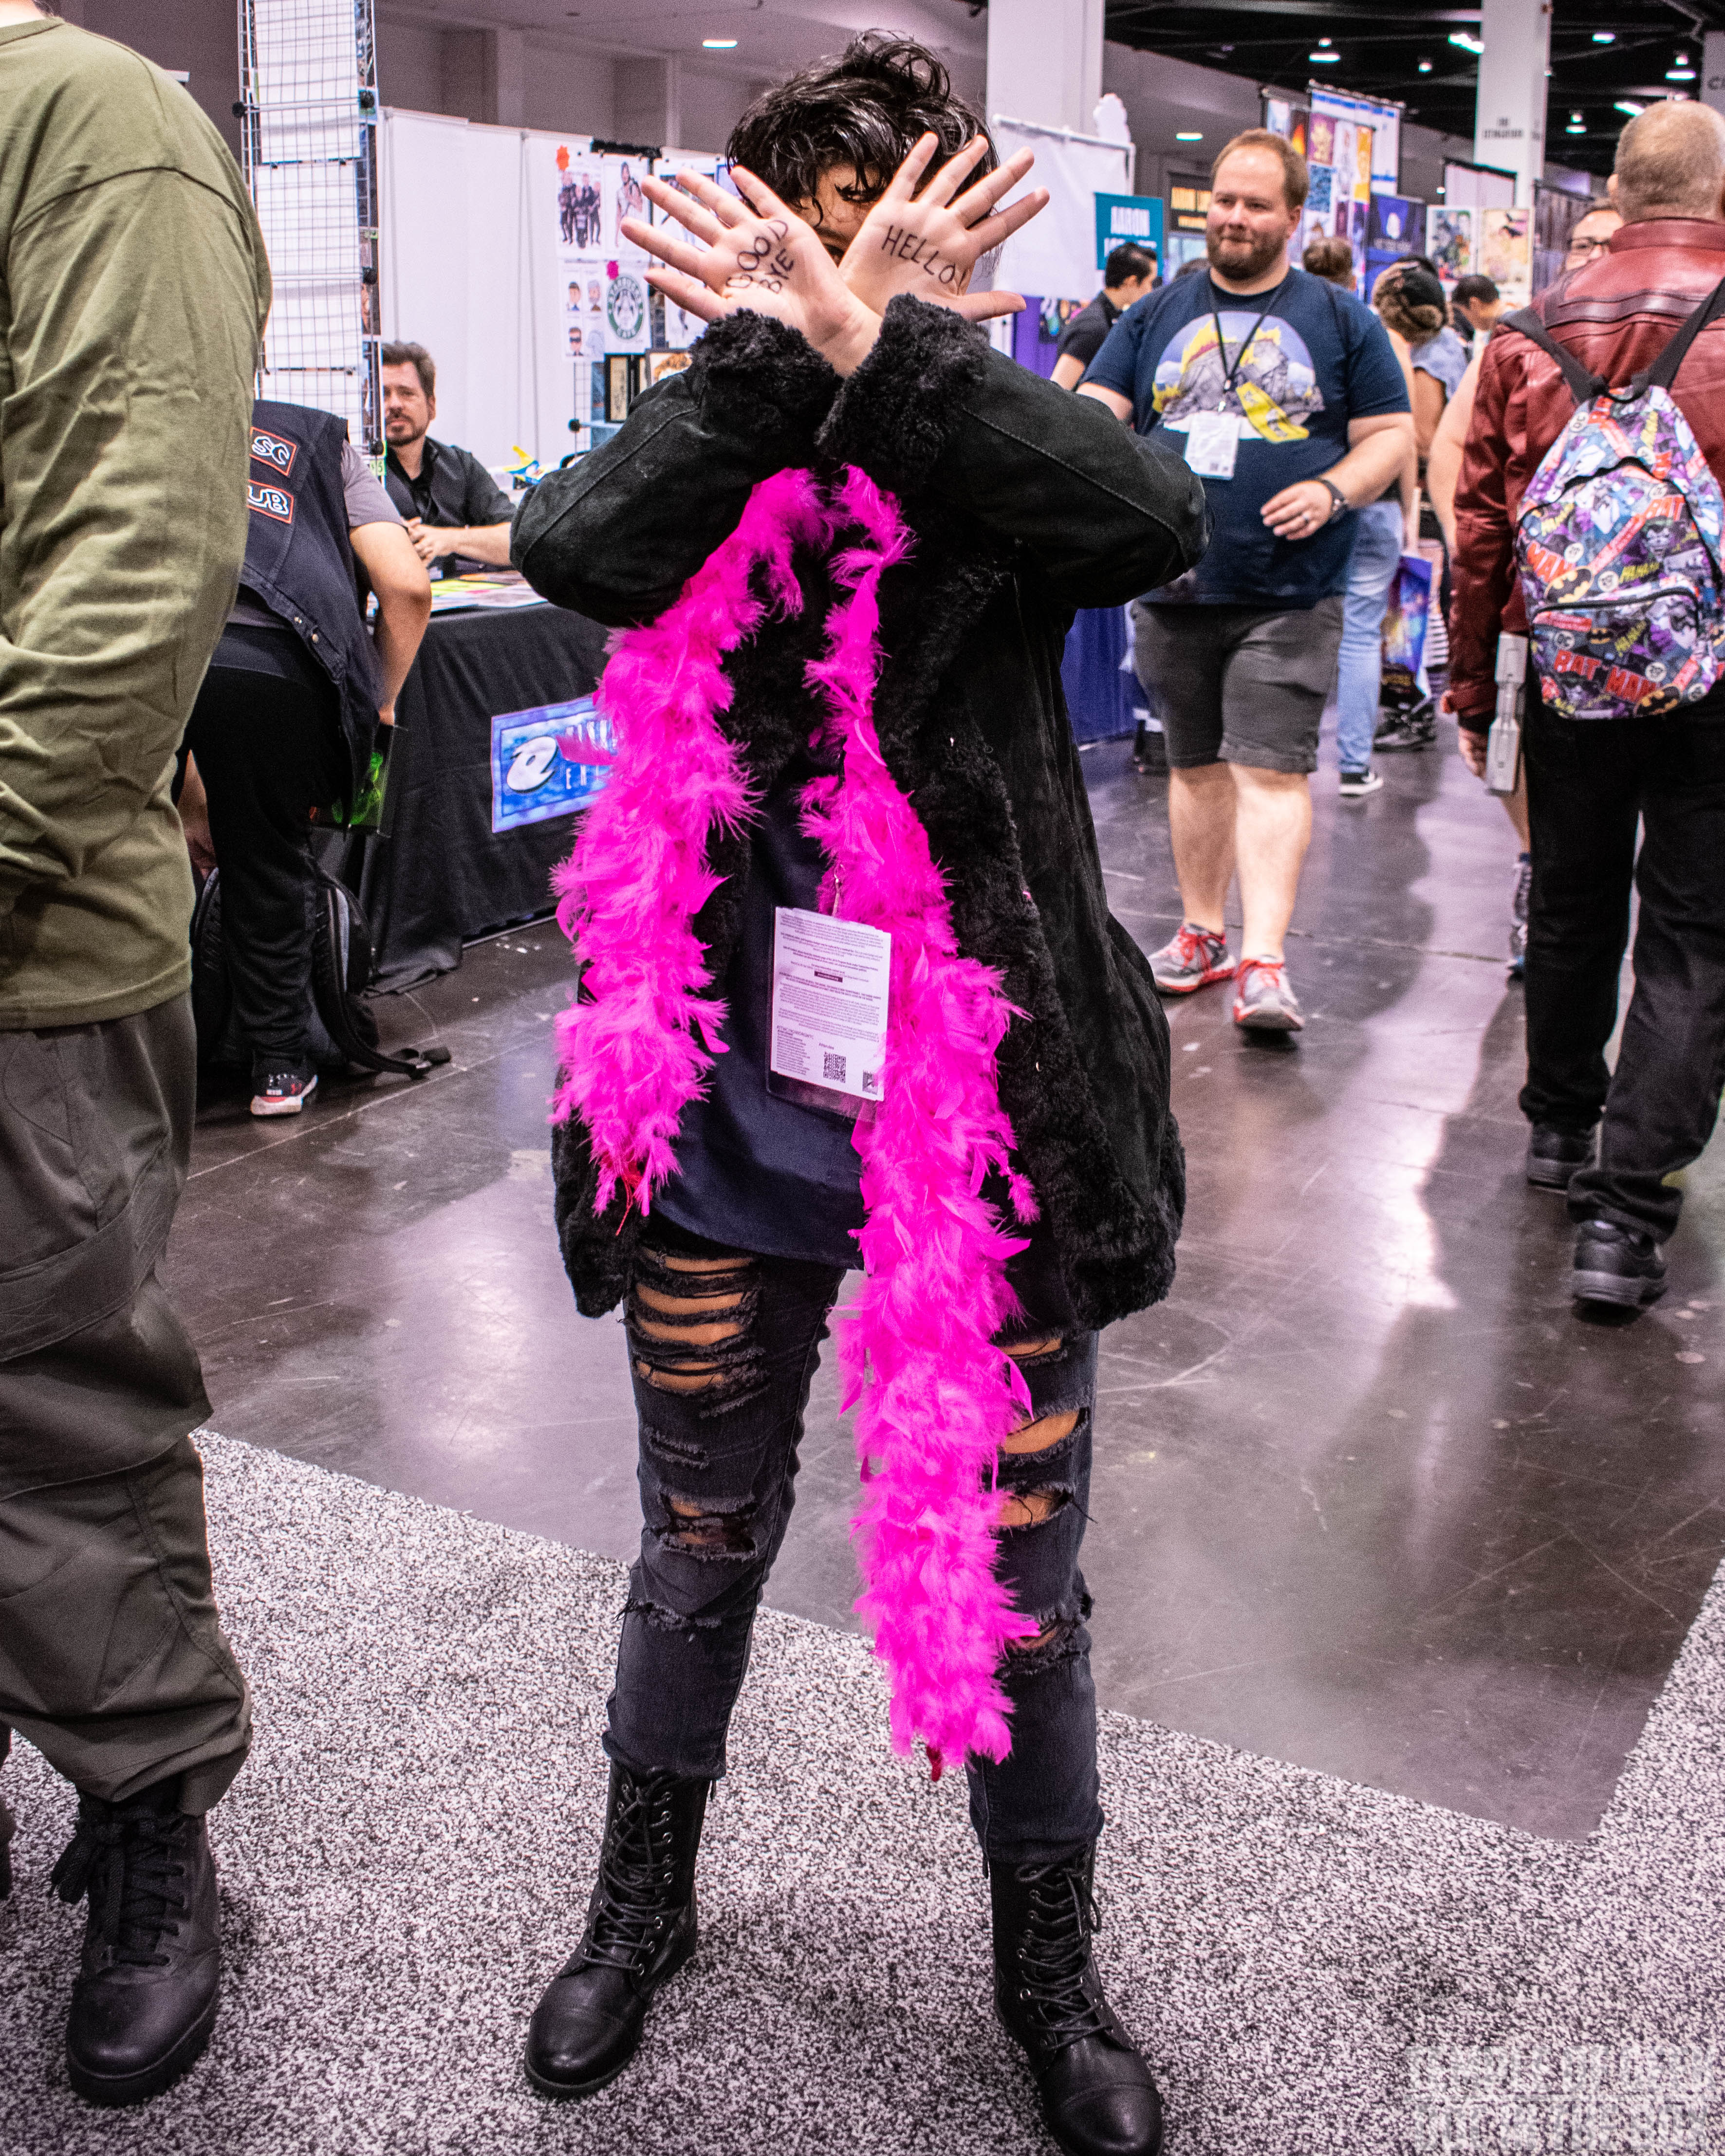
[{"xmin": 171, "ymin": 718, "xmax": 1725, "ymax": 1843}]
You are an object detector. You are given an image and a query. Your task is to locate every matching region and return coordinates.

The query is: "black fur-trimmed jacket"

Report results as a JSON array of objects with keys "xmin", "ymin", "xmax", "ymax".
[{"xmin": 513, "ymin": 296, "xmax": 1210, "ymax": 1331}]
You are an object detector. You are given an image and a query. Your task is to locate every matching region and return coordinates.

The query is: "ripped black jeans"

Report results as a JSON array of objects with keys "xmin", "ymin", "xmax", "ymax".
[{"xmin": 606, "ymin": 1219, "xmax": 1103, "ymax": 1867}]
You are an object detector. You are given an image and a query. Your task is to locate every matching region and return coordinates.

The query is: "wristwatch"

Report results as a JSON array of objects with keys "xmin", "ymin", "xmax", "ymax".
[{"xmin": 1317, "ymin": 477, "xmax": 1350, "ymax": 522}]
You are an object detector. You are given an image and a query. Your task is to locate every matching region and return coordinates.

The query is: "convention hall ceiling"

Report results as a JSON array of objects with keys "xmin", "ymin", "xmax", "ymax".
[{"xmin": 1096, "ymin": 0, "xmax": 1725, "ymax": 176}]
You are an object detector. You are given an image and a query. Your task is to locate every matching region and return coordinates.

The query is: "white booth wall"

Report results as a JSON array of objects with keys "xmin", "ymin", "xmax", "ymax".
[{"xmin": 377, "ymin": 109, "xmax": 600, "ymax": 482}]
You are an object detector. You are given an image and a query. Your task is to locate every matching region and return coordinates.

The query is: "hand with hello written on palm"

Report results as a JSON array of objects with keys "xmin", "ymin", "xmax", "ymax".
[
  {"xmin": 624, "ymin": 168, "xmax": 882, "ymax": 376},
  {"xmin": 839, "ymin": 132, "xmax": 1047, "ymax": 325}
]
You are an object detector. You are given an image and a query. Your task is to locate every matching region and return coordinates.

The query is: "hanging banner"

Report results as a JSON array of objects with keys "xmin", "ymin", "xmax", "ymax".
[{"xmin": 993, "ymin": 122, "xmax": 1130, "ymax": 307}]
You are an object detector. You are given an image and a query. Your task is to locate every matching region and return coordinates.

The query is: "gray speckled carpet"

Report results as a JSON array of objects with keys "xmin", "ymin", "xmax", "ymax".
[{"xmin": 2, "ymin": 1434, "xmax": 1721, "ymax": 2156}]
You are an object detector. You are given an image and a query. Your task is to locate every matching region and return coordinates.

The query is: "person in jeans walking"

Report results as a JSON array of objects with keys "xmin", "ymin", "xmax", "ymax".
[
  {"xmin": 1450, "ymin": 99, "xmax": 1725, "ymax": 1308},
  {"xmin": 1307, "ymin": 240, "xmax": 1420, "ymax": 799},
  {"xmin": 1083, "ymin": 129, "xmax": 1411, "ymax": 1031},
  {"xmin": 512, "ymin": 36, "xmax": 1205, "ymax": 2156}
]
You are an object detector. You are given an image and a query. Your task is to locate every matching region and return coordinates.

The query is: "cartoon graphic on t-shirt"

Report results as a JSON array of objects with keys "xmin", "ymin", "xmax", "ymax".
[{"xmin": 1152, "ymin": 311, "xmax": 1325, "ymax": 444}]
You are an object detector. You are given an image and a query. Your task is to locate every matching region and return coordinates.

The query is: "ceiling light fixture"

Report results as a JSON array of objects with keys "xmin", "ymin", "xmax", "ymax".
[
  {"xmin": 1309, "ymin": 47, "xmax": 1340, "ymax": 62},
  {"xmin": 701, "ymin": 36, "xmax": 738, "ymax": 48},
  {"xmin": 1592, "ymin": 29, "xmax": 1614, "ymax": 41},
  {"xmin": 1176, "ymin": 130, "xmax": 1204, "ymax": 141},
  {"xmin": 1418, "ymin": 58, "xmax": 1433, "ymax": 72},
  {"xmin": 1668, "ymin": 63, "xmax": 1696, "ymax": 80},
  {"xmin": 1448, "ymin": 30, "xmax": 1484, "ymax": 55},
  {"xmin": 1615, "ymin": 98, "xmax": 1645, "ymax": 116}
]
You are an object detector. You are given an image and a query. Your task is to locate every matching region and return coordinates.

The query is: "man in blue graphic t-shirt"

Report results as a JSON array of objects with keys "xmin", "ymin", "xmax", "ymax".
[{"xmin": 1082, "ymin": 129, "xmax": 1410, "ymax": 1032}]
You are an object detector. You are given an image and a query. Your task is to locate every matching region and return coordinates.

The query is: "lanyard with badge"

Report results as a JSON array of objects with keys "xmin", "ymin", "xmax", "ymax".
[{"xmin": 1184, "ymin": 274, "xmax": 1289, "ymax": 480}]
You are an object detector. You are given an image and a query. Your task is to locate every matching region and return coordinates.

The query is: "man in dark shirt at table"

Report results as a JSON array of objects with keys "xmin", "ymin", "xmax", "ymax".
[
  {"xmin": 381, "ymin": 339, "xmax": 516, "ymax": 577},
  {"xmin": 1050, "ymin": 241, "xmax": 1158, "ymax": 389}
]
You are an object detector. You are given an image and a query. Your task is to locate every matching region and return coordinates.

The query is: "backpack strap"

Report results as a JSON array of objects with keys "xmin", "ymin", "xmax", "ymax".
[
  {"xmin": 1497, "ymin": 307, "xmax": 1605, "ymax": 407},
  {"xmin": 1634, "ymin": 271, "xmax": 1725, "ymax": 394}
]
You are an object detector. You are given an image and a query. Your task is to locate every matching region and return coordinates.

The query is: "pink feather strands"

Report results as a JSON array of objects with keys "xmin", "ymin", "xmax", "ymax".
[
  {"xmin": 549, "ymin": 467, "xmax": 830, "ymax": 1212},
  {"xmin": 552, "ymin": 462, "xmax": 1039, "ymax": 1772}
]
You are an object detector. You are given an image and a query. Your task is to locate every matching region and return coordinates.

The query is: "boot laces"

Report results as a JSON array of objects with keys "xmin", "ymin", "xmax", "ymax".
[
  {"xmin": 579, "ymin": 1777, "xmax": 684, "ymax": 1976},
  {"xmin": 1013, "ymin": 1862, "xmax": 1110, "ymax": 2046},
  {"xmin": 51, "ymin": 1797, "xmax": 190, "ymax": 1968}
]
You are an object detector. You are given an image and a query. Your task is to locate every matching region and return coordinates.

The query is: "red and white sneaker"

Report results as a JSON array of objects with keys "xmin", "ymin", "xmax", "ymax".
[
  {"xmin": 1149, "ymin": 921, "xmax": 1234, "ymax": 995},
  {"xmin": 250, "ymin": 1067, "xmax": 318, "ymax": 1117},
  {"xmin": 1232, "ymin": 958, "xmax": 1304, "ymax": 1032}
]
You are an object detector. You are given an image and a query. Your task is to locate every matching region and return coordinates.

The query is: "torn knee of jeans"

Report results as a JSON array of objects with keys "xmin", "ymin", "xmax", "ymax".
[
  {"xmin": 1002, "ymin": 1611, "xmax": 1084, "ymax": 1673},
  {"xmin": 624, "ymin": 1594, "xmax": 726, "ymax": 1634},
  {"xmin": 1001, "ymin": 1333, "xmax": 1069, "ymax": 1366},
  {"xmin": 641, "ymin": 1423, "xmax": 710, "ymax": 1474},
  {"xmin": 997, "ymin": 1484, "xmax": 1074, "ymax": 1530},
  {"xmin": 660, "ymin": 1493, "xmax": 758, "ymax": 1559},
  {"xmin": 627, "ymin": 1247, "xmax": 761, "ymax": 1399},
  {"xmin": 1000, "ymin": 1406, "xmax": 1081, "ymax": 1458}
]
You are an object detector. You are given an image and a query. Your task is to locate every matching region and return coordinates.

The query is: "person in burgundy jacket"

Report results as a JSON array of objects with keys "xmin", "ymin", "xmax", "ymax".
[{"xmin": 1449, "ymin": 99, "xmax": 1725, "ymax": 1312}]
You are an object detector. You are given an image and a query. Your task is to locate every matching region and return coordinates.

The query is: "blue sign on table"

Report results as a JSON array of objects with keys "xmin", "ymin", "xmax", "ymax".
[{"xmin": 490, "ymin": 695, "xmax": 615, "ymax": 834}]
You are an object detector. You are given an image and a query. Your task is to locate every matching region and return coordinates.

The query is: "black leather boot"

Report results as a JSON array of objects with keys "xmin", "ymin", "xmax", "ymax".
[
  {"xmin": 51, "ymin": 1781, "xmax": 222, "ymax": 2105},
  {"xmin": 524, "ymin": 1763, "xmax": 710, "ymax": 2099},
  {"xmin": 991, "ymin": 1846, "xmax": 1164, "ymax": 2156}
]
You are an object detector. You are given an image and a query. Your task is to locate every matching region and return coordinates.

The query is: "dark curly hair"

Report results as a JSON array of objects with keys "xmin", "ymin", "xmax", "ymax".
[{"xmin": 726, "ymin": 33, "xmax": 995, "ymax": 211}]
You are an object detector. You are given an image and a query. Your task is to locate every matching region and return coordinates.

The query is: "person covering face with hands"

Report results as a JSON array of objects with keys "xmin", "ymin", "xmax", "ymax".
[
  {"xmin": 1080, "ymin": 129, "xmax": 1412, "ymax": 1032},
  {"xmin": 510, "ymin": 34, "xmax": 1208, "ymax": 2156}
]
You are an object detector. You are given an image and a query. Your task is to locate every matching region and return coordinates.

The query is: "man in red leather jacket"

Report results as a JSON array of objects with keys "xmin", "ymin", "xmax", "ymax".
[{"xmin": 1450, "ymin": 100, "xmax": 1725, "ymax": 1311}]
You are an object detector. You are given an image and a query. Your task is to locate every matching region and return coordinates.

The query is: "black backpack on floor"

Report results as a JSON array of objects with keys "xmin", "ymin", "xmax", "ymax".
[{"xmin": 190, "ymin": 863, "xmax": 450, "ymax": 1081}]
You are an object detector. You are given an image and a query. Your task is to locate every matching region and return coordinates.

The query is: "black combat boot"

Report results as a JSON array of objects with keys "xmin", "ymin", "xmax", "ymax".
[
  {"xmin": 51, "ymin": 1782, "xmax": 223, "ymax": 2105},
  {"xmin": 524, "ymin": 1763, "xmax": 710, "ymax": 2099},
  {"xmin": 991, "ymin": 1845, "xmax": 1164, "ymax": 2156}
]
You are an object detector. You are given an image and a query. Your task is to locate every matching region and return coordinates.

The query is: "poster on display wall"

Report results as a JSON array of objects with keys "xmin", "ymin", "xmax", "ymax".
[
  {"xmin": 552, "ymin": 142, "xmax": 654, "ymax": 375},
  {"xmin": 1427, "ymin": 206, "xmax": 1474, "ymax": 287},
  {"xmin": 1480, "ymin": 206, "xmax": 1532, "ymax": 308}
]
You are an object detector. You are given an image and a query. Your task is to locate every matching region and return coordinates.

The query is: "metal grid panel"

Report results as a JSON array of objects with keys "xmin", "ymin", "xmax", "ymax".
[{"xmin": 241, "ymin": 0, "xmax": 381, "ymax": 453}]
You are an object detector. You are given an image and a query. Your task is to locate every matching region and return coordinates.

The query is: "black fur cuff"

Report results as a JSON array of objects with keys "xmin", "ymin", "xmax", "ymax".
[
  {"xmin": 816, "ymin": 295, "xmax": 990, "ymax": 496},
  {"xmin": 693, "ymin": 310, "xmax": 842, "ymax": 448}
]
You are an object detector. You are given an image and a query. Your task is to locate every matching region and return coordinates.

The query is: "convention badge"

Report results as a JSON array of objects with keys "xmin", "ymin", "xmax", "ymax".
[
  {"xmin": 1183, "ymin": 410, "xmax": 1240, "ymax": 480},
  {"xmin": 767, "ymin": 907, "xmax": 891, "ymax": 1122}
]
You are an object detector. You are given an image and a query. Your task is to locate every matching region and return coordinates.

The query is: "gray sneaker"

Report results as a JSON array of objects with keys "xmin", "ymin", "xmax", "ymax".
[
  {"xmin": 1232, "ymin": 957, "xmax": 1304, "ymax": 1032},
  {"xmin": 1149, "ymin": 921, "xmax": 1234, "ymax": 995}
]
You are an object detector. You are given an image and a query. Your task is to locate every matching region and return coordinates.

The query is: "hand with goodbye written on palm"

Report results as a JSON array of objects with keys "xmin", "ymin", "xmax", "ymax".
[
  {"xmin": 839, "ymin": 132, "xmax": 1048, "ymax": 325},
  {"xmin": 624, "ymin": 168, "xmax": 882, "ymax": 377}
]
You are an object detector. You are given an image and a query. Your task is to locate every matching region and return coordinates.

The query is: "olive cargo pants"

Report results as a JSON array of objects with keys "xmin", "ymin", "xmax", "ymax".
[{"xmin": 0, "ymin": 995, "xmax": 249, "ymax": 1811}]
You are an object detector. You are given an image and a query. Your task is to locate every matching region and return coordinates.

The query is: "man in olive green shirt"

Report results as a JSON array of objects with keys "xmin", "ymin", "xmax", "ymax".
[{"xmin": 0, "ymin": 1, "xmax": 272, "ymax": 2107}]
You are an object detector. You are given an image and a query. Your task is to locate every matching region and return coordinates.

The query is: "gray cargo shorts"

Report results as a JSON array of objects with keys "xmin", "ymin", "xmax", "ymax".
[{"xmin": 1131, "ymin": 593, "xmax": 1345, "ymax": 776}]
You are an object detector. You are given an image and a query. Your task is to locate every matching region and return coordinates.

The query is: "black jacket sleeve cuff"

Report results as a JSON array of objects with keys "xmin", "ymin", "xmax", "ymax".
[
  {"xmin": 692, "ymin": 310, "xmax": 842, "ymax": 457},
  {"xmin": 816, "ymin": 295, "xmax": 989, "ymax": 496}
]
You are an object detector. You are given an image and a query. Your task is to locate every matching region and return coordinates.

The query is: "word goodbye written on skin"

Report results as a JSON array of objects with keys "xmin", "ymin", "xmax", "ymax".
[
  {"xmin": 877, "ymin": 221, "xmax": 965, "ymax": 289},
  {"xmin": 726, "ymin": 219, "xmax": 799, "ymax": 295}
]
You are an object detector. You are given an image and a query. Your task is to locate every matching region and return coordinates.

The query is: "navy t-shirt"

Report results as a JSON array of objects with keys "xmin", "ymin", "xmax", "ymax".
[
  {"xmin": 652, "ymin": 747, "xmax": 867, "ymax": 1269},
  {"xmin": 1085, "ymin": 266, "xmax": 1408, "ymax": 608}
]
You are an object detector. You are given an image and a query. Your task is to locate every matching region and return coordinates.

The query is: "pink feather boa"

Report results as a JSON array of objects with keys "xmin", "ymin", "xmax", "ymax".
[{"xmin": 553, "ymin": 464, "xmax": 1039, "ymax": 1770}]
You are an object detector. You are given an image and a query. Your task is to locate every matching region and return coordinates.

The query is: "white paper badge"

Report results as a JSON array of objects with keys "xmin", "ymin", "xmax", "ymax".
[
  {"xmin": 770, "ymin": 907, "xmax": 891, "ymax": 1105},
  {"xmin": 1184, "ymin": 410, "xmax": 1240, "ymax": 480}
]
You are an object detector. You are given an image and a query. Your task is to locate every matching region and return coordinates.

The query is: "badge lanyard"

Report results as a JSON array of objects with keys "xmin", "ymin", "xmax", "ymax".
[{"xmin": 1208, "ymin": 272, "xmax": 1290, "ymax": 401}]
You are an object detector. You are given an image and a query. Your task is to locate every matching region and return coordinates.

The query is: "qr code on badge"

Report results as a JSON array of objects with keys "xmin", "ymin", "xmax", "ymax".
[{"xmin": 823, "ymin": 1051, "xmax": 847, "ymax": 1084}]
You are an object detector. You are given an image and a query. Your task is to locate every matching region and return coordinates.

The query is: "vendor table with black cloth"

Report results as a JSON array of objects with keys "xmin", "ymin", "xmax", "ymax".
[
  {"xmin": 350, "ymin": 600, "xmax": 607, "ymax": 989},
  {"xmin": 346, "ymin": 595, "xmax": 1129, "ymax": 992}
]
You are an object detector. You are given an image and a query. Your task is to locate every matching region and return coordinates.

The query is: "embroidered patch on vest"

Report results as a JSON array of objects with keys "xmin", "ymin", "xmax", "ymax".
[
  {"xmin": 250, "ymin": 428, "xmax": 297, "ymax": 477},
  {"xmin": 248, "ymin": 481, "xmax": 294, "ymax": 525}
]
